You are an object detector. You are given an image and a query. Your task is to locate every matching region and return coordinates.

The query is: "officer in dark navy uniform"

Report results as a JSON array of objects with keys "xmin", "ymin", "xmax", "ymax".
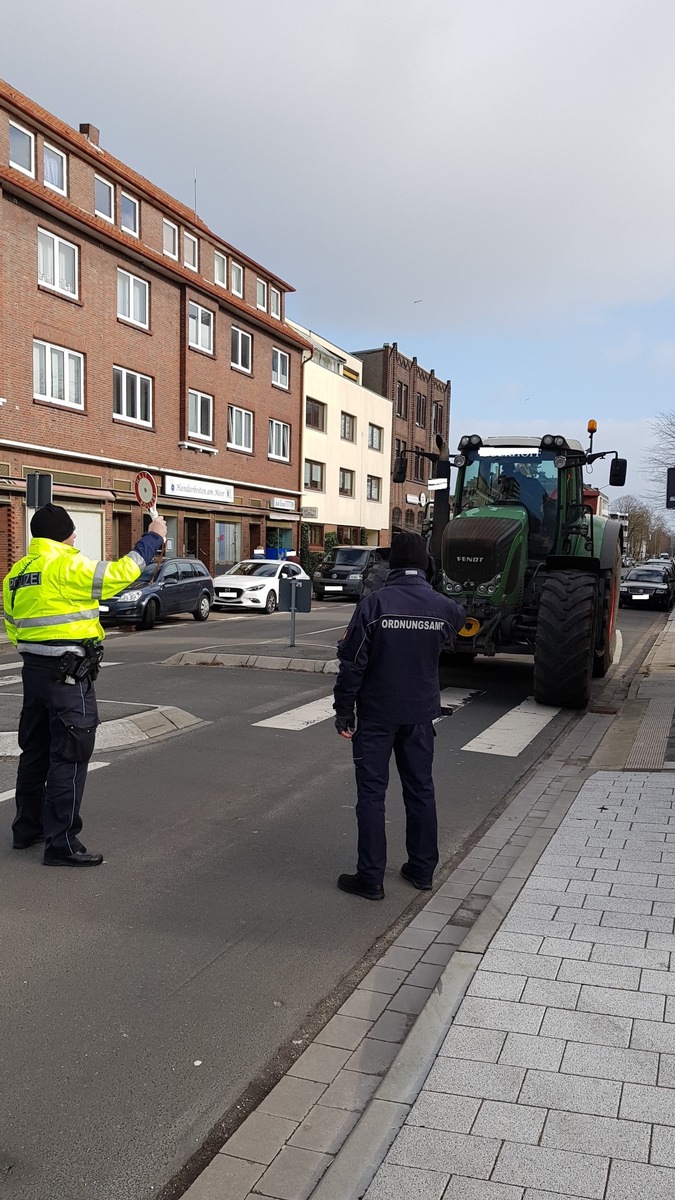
[{"xmin": 333, "ymin": 531, "xmax": 465, "ymax": 900}]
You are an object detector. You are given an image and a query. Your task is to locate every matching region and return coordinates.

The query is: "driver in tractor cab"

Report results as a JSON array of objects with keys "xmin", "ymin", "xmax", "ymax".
[{"xmin": 498, "ymin": 458, "xmax": 552, "ymax": 553}]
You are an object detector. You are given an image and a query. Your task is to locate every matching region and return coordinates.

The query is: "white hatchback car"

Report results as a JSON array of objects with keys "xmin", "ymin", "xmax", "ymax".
[{"xmin": 212, "ymin": 559, "xmax": 310, "ymax": 613}]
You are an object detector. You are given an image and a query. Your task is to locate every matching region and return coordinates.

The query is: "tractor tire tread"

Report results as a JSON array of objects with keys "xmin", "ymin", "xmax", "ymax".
[{"xmin": 534, "ymin": 570, "xmax": 598, "ymax": 709}]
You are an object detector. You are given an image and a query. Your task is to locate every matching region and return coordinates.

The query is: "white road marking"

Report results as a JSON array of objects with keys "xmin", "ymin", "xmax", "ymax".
[
  {"xmin": 439, "ymin": 686, "xmax": 480, "ymax": 709},
  {"xmin": 0, "ymin": 676, "xmax": 21, "ymax": 686},
  {"xmin": 255, "ymin": 685, "xmax": 480, "ymax": 732},
  {"xmin": 0, "ymin": 662, "xmax": 21, "ymax": 672},
  {"xmin": 461, "ymin": 696, "xmax": 560, "ymax": 757},
  {"xmin": 254, "ymin": 695, "xmax": 336, "ymax": 730},
  {"xmin": 0, "ymin": 761, "xmax": 110, "ymax": 804},
  {"xmin": 612, "ymin": 630, "xmax": 623, "ymax": 666}
]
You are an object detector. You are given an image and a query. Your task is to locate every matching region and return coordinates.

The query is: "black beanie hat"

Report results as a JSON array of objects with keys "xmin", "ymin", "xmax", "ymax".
[
  {"xmin": 389, "ymin": 531, "xmax": 428, "ymax": 571},
  {"xmin": 30, "ymin": 503, "xmax": 76, "ymax": 542}
]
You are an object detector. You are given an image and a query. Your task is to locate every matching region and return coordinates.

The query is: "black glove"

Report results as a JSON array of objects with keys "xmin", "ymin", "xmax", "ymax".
[{"xmin": 335, "ymin": 713, "xmax": 355, "ymax": 735}]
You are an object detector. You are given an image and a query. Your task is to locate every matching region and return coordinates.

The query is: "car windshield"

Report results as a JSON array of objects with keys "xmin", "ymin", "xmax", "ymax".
[
  {"xmin": 323, "ymin": 549, "xmax": 369, "ymax": 567},
  {"xmin": 627, "ymin": 569, "xmax": 666, "ymax": 583},
  {"xmin": 135, "ymin": 564, "xmax": 161, "ymax": 585},
  {"xmin": 226, "ymin": 561, "xmax": 278, "ymax": 577}
]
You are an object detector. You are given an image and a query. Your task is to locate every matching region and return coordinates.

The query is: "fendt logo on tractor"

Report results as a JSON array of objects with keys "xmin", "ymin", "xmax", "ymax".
[{"xmin": 392, "ymin": 422, "xmax": 628, "ymax": 710}]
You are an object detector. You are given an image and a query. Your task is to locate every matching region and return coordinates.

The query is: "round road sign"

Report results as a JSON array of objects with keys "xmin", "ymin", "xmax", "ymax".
[{"xmin": 133, "ymin": 471, "xmax": 157, "ymax": 510}]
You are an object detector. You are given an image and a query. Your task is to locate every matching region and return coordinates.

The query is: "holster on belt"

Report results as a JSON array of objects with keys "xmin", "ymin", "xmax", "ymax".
[{"xmin": 57, "ymin": 641, "xmax": 104, "ymax": 685}]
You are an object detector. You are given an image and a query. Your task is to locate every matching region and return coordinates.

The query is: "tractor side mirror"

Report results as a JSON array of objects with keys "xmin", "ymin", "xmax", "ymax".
[
  {"xmin": 609, "ymin": 458, "xmax": 627, "ymax": 487},
  {"xmin": 393, "ymin": 455, "xmax": 408, "ymax": 484}
]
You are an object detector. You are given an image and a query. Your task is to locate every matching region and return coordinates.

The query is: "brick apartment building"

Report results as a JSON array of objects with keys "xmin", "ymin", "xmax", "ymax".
[
  {"xmin": 353, "ymin": 343, "xmax": 450, "ymax": 532},
  {"xmin": 0, "ymin": 78, "xmax": 310, "ymax": 576}
]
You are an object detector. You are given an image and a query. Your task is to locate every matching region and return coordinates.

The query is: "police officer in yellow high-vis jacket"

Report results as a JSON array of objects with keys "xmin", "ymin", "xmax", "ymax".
[{"xmin": 2, "ymin": 503, "xmax": 167, "ymax": 866}]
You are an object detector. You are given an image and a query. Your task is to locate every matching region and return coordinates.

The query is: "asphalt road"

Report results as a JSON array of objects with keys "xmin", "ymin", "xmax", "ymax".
[{"xmin": 0, "ymin": 603, "xmax": 663, "ymax": 1200}]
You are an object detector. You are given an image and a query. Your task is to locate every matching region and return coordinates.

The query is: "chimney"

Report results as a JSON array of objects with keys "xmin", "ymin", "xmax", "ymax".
[{"xmin": 79, "ymin": 123, "xmax": 100, "ymax": 146}]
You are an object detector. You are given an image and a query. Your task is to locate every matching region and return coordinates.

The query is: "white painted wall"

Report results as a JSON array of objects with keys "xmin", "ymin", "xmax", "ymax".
[{"xmin": 290, "ymin": 323, "xmax": 392, "ymax": 539}]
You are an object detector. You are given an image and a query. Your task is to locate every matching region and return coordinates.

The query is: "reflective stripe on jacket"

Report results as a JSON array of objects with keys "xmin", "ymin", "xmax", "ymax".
[{"xmin": 2, "ymin": 534, "xmax": 161, "ymax": 648}]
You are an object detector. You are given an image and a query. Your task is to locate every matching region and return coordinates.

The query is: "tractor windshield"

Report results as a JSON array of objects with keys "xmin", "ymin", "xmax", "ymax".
[{"xmin": 460, "ymin": 448, "xmax": 559, "ymax": 556}]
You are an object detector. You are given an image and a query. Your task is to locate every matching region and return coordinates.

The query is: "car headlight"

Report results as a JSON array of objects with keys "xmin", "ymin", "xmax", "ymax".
[
  {"xmin": 244, "ymin": 584, "xmax": 265, "ymax": 591},
  {"xmin": 348, "ymin": 573, "xmax": 363, "ymax": 580},
  {"xmin": 118, "ymin": 590, "xmax": 143, "ymax": 602}
]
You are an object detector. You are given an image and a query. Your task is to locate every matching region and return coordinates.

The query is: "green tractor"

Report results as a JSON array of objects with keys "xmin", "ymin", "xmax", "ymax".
[{"xmin": 394, "ymin": 424, "xmax": 627, "ymax": 709}]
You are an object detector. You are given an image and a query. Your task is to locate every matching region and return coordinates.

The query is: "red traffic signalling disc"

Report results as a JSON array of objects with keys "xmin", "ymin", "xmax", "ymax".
[{"xmin": 133, "ymin": 471, "xmax": 157, "ymax": 509}]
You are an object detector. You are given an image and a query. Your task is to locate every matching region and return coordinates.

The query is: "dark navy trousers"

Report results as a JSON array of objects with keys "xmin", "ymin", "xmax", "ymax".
[
  {"xmin": 13, "ymin": 655, "xmax": 99, "ymax": 853},
  {"xmin": 352, "ymin": 720, "xmax": 438, "ymax": 888}
]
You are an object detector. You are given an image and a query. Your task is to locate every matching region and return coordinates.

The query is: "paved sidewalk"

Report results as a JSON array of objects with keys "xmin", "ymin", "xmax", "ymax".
[{"xmin": 360, "ymin": 770, "xmax": 675, "ymax": 1200}]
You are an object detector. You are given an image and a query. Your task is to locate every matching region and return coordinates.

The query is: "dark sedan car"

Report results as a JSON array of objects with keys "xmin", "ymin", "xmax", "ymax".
[
  {"xmin": 619, "ymin": 566, "xmax": 674, "ymax": 611},
  {"xmin": 100, "ymin": 558, "xmax": 214, "ymax": 629}
]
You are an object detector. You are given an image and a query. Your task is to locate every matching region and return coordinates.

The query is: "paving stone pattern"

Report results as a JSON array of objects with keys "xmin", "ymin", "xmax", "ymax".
[
  {"xmin": 181, "ymin": 714, "xmax": 612, "ymax": 1199},
  {"xmin": 366, "ymin": 773, "xmax": 675, "ymax": 1200}
]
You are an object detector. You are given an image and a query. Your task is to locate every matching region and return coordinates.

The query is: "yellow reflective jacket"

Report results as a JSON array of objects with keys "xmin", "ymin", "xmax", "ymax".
[{"xmin": 2, "ymin": 537, "xmax": 149, "ymax": 651}]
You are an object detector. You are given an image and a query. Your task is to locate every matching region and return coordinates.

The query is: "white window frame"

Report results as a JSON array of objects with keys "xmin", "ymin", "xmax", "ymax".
[
  {"xmin": 231, "ymin": 326, "xmax": 252, "ymax": 373},
  {"xmin": 33, "ymin": 339, "xmax": 84, "ymax": 410},
  {"xmin": 120, "ymin": 192, "xmax": 139, "ymax": 237},
  {"xmin": 231, "ymin": 262, "xmax": 243, "ymax": 297},
  {"xmin": 94, "ymin": 174, "xmax": 115, "ymax": 222},
  {"xmin": 113, "ymin": 365, "xmax": 153, "ymax": 427},
  {"xmin": 368, "ymin": 423, "xmax": 383, "ymax": 451},
  {"xmin": 117, "ymin": 269, "xmax": 149, "ymax": 329},
  {"xmin": 187, "ymin": 388, "xmax": 213, "ymax": 442},
  {"xmin": 43, "ymin": 142, "xmax": 67, "ymax": 195},
  {"xmin": 214, "ymin": 250, "xmax": 227, "ymax": 287},
  {"xmin": 163, "ymin": 219, "xmax": 178, "ymax": 259},
  {"xmin": 227, "ymin": 404, "xmax": 254, "ymax": 452},
  {"xmin": 268, "ymin": 419, "xmax": 290, "ymax": 462},
  {"xmin": 9, "ymin": 120, "xmax": 34, "ymax": 177},
  {"xmin": 37, "ymin": 228, "xmax": 78, "ymax": 299},
  {"xmin": 367, "ymin": 475, "xmax": 382, "ymax": 502},
  {"xmin": 270, "ymin": 287, "xmax": 281, "ymax": 319},
  {"xmin": 188, "ymin": 302, "xmax": 214, "ymax": 354},
  {"xmin": 256, "ymin": 278, "xmax": 267, "ymax": 310},
  {"xmin": 184, "ymin": 231, "xmax": 199, "ymax": 271},
  {"xmin": 272, "ymin": 347, "xmax": 289, "ymax": 390}
]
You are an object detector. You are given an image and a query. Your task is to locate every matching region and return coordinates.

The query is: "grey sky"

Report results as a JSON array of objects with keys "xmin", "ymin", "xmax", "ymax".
[{"xmin": 3, "ymin": 0, "xmax": 675, "ymax": 496}]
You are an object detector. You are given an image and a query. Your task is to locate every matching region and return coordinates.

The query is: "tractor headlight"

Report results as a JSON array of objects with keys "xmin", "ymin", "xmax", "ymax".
[
  {"xmin": 444, "ymin": 576, "xmax": 464, "ymax": 594},
  {"xmin": 554, "ymin": 455, "xmax": 567, "ymax": 469},
  {"xmin": 477, "ymin": 574, "xmax": 502, "ymax": 595},
  {"xmin": 542, "ymin": 435, "xmax": 554, "ymax": 447},
  {"xmin": 454, "ymin": 454, "xmax": 466, "ymax": 467},
  {"xmin": 469, "ymin": 434, "xmax": 482, "ymax": 446},
  {"xmin": 459, "ymin": 436, "xmax": 470, "ymax": 449}
]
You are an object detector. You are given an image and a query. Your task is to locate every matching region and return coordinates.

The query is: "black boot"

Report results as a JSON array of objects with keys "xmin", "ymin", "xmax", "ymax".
[{"xmin": 337, "ymin": 873, "xmax": 384, "ymax": 901}]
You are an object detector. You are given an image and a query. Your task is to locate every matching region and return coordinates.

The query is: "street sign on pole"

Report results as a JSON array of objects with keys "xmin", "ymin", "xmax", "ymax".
[
  {"xmin": 26, "ymin": 472, "xmax": 53, "ymax": 508},
  {"xmin": 133, "ymin": 471, "xmax": 158, "ymax": 519},
  {"xmin": 667, "ymin": 467, "xmax": 675, "ymax": 509}
]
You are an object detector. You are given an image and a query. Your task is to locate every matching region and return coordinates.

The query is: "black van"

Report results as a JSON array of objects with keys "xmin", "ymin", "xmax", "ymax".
[{"xmin": 313, "ymin": 545, "xmax": 389, "ymax": 601}]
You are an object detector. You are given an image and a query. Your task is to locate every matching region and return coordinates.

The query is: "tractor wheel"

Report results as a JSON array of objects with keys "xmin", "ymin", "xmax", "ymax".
[
  {"xmin": 533, "ymin": 570, "xmax": 598, "ymax": 709},
  {"xmin": 593, "ymin": 544, "xmax": 621, "ymax": 677}
]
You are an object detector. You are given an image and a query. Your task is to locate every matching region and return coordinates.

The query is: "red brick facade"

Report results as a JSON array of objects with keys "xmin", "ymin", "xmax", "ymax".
[
  {"xmin": 353, "ymin": 343, "xmax": 451, "ymax": 532},
  {"xmin": 0, "ymin": 80, "xmax": 310, "ymax": 574}
]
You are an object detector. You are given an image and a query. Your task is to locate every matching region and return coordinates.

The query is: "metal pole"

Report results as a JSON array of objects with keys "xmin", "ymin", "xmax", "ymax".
[{"xmin": 290, "ymin": 581, "xmax": 297, "ymax": 647}]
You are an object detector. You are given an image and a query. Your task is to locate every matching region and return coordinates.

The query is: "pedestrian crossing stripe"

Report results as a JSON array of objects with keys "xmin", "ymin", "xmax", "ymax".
[
  {"xmin": 253, "ymin": 687, "xmax": 479, "ymax": 731},
  {"xmin": 461, "ymin": 696, "xmax": 560, "ymax": 757}
]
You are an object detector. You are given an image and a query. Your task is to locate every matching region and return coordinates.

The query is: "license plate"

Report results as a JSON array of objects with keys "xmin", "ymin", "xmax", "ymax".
[
  {"xmin": 632, "ymin": 593, "xmax": 650, "ymax": 600},
  {"xmin": 325, "ymin": 585, "xmax": 342, "ymax": 591},
  {"xmin": 219, "ymin": 591, "xmax": 237, "ymax": 598},
  {"xmin": 99, "ymin": 605, "xmax": 109, "ymax": 612}
]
